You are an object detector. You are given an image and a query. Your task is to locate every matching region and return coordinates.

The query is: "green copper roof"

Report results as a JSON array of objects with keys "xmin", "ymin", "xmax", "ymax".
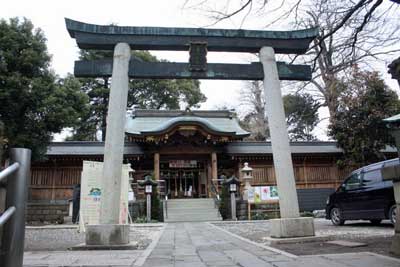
[
  {"xmin": 125, "ymin": 110, "xmax": 249, "ymax": 137},
  {"xmin": 65, "ymin": 18, "xmax": 318, "ymax": 54}
]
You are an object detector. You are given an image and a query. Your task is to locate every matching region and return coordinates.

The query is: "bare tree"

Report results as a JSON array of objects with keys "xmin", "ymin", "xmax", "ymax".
[
  {"xmin": 240, "ymin": 81, "xmax": 269, "ymax": 140},
  {"xmin": 295, "ymin": 1, "xmax": 399, "ymax": 120},
  {"xmin": 184, "ymin": 0, "xmax": 400, "ymax": 121},
  {"xmin": 239, "ymin": 81, "xmax": 320, "ymax": 141}
]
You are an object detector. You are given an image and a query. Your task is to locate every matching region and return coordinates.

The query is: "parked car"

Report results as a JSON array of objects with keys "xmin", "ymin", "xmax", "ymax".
[{"xmin": 326, "ymin": 158, "xmax": 397, "ymax": 226}]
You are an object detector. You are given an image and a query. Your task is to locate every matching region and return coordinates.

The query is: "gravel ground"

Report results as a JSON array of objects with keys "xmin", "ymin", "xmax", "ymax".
[
  {"xmin": 212, "ymin": 220, "xmax": 272, "ymax": 244},
  {"xmin": 212, "ymin": 218, "xmax": 398, "ymax": 258},
  {"xmin": 24, "ymin": 224, "xmax": 164, "ymax": 251}
]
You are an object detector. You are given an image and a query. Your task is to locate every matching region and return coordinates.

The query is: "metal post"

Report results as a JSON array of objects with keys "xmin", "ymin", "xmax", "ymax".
[
  {"xmin": 231, "ymin": 192, "xmax": 236, "ymax": 220},
  {"xmin": 146, "ymin": 194, "xmax": 151, "ymax": 223},
  {"xmin": 1, "ymin": 148, "xmax": 31, "ymax": 267}
]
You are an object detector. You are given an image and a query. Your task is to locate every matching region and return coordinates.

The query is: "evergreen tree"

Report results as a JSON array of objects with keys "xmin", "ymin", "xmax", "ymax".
[
  {"xmin": 0, "ymin": 18, "xmax": 88, "ymax": 159},
  {"xmin": 70, "ymin": 50, "xmax": 206, "ymax": 141},
  {"xmin": 329, "ymin": 68, "xmax": 400, "ymax": 166},
  {"xmin": 283, "ymin": 93, "xmax": 320, "ymax": 141}
]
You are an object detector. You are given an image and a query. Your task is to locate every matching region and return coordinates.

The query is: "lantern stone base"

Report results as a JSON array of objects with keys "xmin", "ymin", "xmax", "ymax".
[
  {"xmin": 85, "ymin": 224, "xmax": 130, "ymax": 246},
  {"xmin": 270, "ymin": 217, "xmax": 315, "ymax": 238}
]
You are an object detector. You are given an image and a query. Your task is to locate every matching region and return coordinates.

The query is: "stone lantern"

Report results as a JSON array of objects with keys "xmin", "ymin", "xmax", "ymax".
[
  {"xmin": 241, "ymin": 162, "xmax": 253, "ymax": 201},
  {"xmin": 223, "ymin": 176, "xmax": 240, "ymax": 220},
  {"xmin": 138, "ymin": 174, "xmax": 158, "ymax": 222}
]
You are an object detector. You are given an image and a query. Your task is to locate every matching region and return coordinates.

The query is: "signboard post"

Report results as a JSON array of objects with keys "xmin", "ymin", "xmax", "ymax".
[{"xmin": 247, "ymin": 185, "xmax": 279, "ymax": 220}]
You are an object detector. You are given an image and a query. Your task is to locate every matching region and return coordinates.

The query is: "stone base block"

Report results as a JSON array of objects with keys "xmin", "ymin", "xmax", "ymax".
[
  {"xmin": 270, "ymin": 217, "xmax": 315, "ymax": 238},
  {"xmin": 391, "ymin": 234, "xmax": 400, "ymax": 256},
  {"xmin": 71, "ymin": 241, "xmax": 138, "ymax": 251},
  {"xmin": 86, "ymin": 224, "xmax": 130, "ymax": 246}
]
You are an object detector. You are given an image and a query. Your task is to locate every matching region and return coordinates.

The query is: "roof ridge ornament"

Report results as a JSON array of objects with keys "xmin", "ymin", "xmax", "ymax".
[{"xmin": 184, "ymin": 107, "xmax": 193, "ymax": 116}]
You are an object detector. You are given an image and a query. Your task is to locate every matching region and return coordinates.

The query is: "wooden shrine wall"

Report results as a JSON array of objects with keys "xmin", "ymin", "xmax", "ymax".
[{"xmin": 28, "ymin": 154, "xmax": 360, "ymax": 202}]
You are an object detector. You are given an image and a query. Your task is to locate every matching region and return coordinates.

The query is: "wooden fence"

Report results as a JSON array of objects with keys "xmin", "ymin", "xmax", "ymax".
[
  {"xmin": 30, "ymin": 166, "xmax": 82, "ymax": 201},
  {"xmin": 250, "ymin": 164, "xmax": 353, "ymax": 189}
]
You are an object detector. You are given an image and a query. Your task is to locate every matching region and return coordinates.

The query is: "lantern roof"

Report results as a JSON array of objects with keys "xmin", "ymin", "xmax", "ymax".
[{"xmin": 241, "ymin": 162, "xmax": 253, "ymax": 172}]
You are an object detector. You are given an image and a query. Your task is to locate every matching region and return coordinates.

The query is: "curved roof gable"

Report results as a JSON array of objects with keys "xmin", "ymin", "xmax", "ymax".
[{"xmin": 125, "ymin": 109, "xmax": 249, "ymax": 138}]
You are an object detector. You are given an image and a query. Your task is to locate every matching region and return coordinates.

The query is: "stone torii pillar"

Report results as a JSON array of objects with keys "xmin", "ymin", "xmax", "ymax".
[
  {"xmin": 260, "ymin": 47, "xmax": 314, "ymax": 238},
  {"xmin": 86, "ymin": 43, "xmax": 131, "ymax": 247}
]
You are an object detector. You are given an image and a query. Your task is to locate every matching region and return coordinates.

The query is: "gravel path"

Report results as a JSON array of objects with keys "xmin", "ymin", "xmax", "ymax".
[
  {"xmin": 211, "ymin": 218, "xmax": 398, "ymax": 258},
  {"xmin": 24, "ymin": 224, "xmax": 164, "ymax": 251},
  {"xmin": 212, "ymin": 221, "xmax": 271, "ymax": 244},
  {"xmin": 212, "ymin": 219, "xmax": 394, "ymax": 242}
]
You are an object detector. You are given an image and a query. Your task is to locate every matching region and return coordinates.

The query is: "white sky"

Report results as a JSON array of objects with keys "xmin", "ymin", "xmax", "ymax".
[{"xmin": 1, "ymin": 0, "xmax": 399, "ymax": 141}]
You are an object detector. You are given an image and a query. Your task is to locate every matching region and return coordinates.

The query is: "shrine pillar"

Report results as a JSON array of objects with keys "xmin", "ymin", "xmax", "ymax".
[
  {"xmin": 211, "ymin": 152, "xmax": 218, "ymax": 192},
  {"xmin": 154, "ymin": 152, "xmax": 160, "ymax": 180},
  {"xmin": 260, "ymin": 46, "xmax": 314, "ymax": 238}
]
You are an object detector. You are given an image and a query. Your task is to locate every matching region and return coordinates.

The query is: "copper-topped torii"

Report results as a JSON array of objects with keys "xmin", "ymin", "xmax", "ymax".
[
  {"xmin": 65, "ymin": 18, "xmax": 318, "ymax": 53},
  {"xmin": 66, "ymin": 18, "xmax": 315, "ymax": 81},
  {"xmin": 65, "ymin": 18, "xmax": 318, "ymax": 246}
]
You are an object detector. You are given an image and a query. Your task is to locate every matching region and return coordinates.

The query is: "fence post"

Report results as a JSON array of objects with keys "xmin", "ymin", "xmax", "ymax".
[{"xmin": 1, "ymin": 148, "xmax": 31, "ymax": 267}]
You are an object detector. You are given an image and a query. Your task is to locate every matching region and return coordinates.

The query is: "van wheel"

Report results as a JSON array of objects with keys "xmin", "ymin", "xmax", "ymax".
[
  {"xmin": 330, "ymin": 207, "xmax": 345, "ymax": 226},
  {"xmin": 370, "ymin": 219, "xmax": 382, "ymax": 225},
  {"xmin": 389, "ymin": 205, "xmax": 397, "ymax": 225}
]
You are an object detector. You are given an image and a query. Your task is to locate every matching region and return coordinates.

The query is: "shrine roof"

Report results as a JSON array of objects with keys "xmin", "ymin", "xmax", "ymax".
[
  {"xmin": 44, "ymin": 141, "xmax": 397, "ymax": 156},
  {"xmin": 125, "ymin": 109, "xmax": 250, "ymax": 138},
  {"xmin": 224, "ymin": 141, "xmax": 397, "ymax": 154}
]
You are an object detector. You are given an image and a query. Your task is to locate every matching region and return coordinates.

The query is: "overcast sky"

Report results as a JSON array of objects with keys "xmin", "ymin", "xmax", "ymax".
[{"xmin": 2, "ymin": 0, "xmax": 399, "ymax": 140}]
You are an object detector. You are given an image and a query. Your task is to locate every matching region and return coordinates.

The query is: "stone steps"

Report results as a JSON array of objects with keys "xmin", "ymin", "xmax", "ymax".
[{"xmin": 164, "ymin": 198, "xmax": 222, "ymax": 222}]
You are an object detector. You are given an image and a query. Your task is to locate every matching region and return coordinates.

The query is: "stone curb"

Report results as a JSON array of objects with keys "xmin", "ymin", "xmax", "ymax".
[
  {"xmin": 133, "ymin": 223, "xmax": 167, "ymax": 266},
  {"xmin": 265, "ymin": 235, "xmax": 335, "ymax": 245}
]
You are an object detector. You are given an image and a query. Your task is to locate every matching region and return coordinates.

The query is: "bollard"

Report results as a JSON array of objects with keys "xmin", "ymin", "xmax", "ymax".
[
  {"xmin": 230, "ymin": 191, "xmax": 237, "ymax": 220},
  {"xmin": 145, "ymin": 184, "xmax": 152, "ymax": 222}
]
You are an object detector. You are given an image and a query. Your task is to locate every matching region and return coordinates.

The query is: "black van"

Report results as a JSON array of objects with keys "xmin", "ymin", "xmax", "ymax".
[{"xmin": 326, "ymin": 158, "xmax": 397, "ymax": 226}]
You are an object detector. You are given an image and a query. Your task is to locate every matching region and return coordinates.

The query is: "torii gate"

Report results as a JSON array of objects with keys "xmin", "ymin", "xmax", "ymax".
[{"xmin": 66, "ymin": 18, "xmax": 318, "ymax": 246}]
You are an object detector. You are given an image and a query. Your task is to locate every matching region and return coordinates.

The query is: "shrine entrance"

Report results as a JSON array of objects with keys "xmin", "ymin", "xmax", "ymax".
[
  {"xmin": 66, "ymin": 18, "xmax": 318, "ymax": 239},
  {"xmin": 160, "ymin": 160, "xmax": 204, "ymax": 199}
]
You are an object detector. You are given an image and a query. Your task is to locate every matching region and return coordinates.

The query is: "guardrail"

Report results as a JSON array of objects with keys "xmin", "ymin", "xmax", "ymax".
[{"xmin": 0, "ymin": 148, "xmax": 31, "ymax": 267}]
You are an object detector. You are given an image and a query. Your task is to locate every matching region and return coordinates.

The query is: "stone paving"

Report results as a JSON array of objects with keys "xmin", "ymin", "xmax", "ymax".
[
  {"xmin": 23, "ymin": 221, "xmax": 400, "ymax": 266},
  {"xmin": 143, "ymin": 222, "xmax": 400, "ymax": 267},
  {"xmin": 24, "ymin": 250, "xmax": 143, "ymax": 266}
]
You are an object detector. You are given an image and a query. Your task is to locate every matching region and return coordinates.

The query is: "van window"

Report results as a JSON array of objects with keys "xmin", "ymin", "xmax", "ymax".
[
  {"xmin": 362, "ymin": 169, "xmax": 382, "ymax": 186},
  {"xmin": 345, "ymin": 172, "xmax": 361, "ymax": 190}
]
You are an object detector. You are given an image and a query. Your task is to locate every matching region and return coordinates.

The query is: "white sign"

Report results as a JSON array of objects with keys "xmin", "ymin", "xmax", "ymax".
[
  {"xmin": 169, "ymin": 160, "xmax": 197, "ymax": 168},
  {"xmin": 247, "ymin": 187, "xmax": 255, "ymax": 203},
  {"xmin": 230, "ymin": 183, "xmax": 237, "ymax": 192},
  {"xmin": 79, "ymin": 161, "xmax": 131, "ymax": 231},
  {"xmin": 145, "ymin": 185, "xmax": 152, "ymax": 194}
]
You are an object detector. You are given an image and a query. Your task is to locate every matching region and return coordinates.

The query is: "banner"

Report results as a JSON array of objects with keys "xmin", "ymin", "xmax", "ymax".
[{"xmin": 79, "ymin": 161, "xmax": 131, "ymax": 231}]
